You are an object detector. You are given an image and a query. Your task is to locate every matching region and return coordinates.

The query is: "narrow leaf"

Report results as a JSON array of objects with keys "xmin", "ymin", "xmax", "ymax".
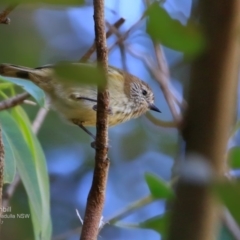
[
  {"xmin": 139, "ymin": 213, "xmax": 170, "ymax": 237},
  {"xmin": 144, "ymin": 172, "xmax": 174, "ymax": 199},
  {"xmin": 0, "ymin": 111, "xmax": 42, "ymax": 235},
  {"xmin": 12, "ymin": 107, "xmax": 52, "ymax": 240},
  {"xmin": 146, "ymin": 3, "xmax": 205, "ymax": 55},
  {"xmin": 54, "ymin": 62, "xmax": 106, "ymax": 87},
  {"xmin": 0, "ymin": 76, "xmax": 45, "ymax": 107}
]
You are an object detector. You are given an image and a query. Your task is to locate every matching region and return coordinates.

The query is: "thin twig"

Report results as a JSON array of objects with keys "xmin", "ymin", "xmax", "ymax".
[
  {"xmin": 145, "ymin": 112, "xmax": 178, "ymax": 128},
  {"xmin": 108, "ymin": 13, "xmax": 145, "ymax": 53},
  {"xmin": 23, "ymin": 99, "xmax": 37, "ymax": 106},
  {"xmin": 154, "ymin": 43, "xmax": 170, "ymax": 79},
  {"xmin": 107, "ymin": 195, "xmax": 153, "ymax": 224},
  {"xmin": 105, "ymin": 21, "xmax": 122, "ymax": 39},
  {"xmin": 0, "ymin": 92, "xmax": 30, "ymax": 111},
  {"xmin": 0, "ymin": 4, "xmax": 18, "ymax": 24},
  {"xmin": 152, "ymin": 42, "xmax": 184, "ymax": 185},
  {"xmin": 80, "ymin": 0, "xmax": 110, "ymax": 239},
  {"xmin": 32, "ymin": 108, "xmax": 49, "ymax": 134},
  {"xmin": 80, "ymin": 18, "xmax": 125, "ymax": 62},
  {"xmin": 54, "ymin": 195, "xmax": 154, "ymax": 240},
  {"xmin": 108, "ymin": 7, "xmax": 183, "ymax": 123},
  {"xmin": 153, "ymin": 43, "xmax": 181, "ymax": 121},
  {"xmin": 106, "ymin": 11, "xmax": 183, "ymax": 126},
  {"xmin": 2, "ymin": 174, "xmax": 20, "ymax": 208},
  {"xmin": 105, "ymin": 21, "xmax": 128, "ymax": 71}
]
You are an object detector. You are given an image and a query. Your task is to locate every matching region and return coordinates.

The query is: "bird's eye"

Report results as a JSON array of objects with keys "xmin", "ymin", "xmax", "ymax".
[{"xmin": 142, "ymin": 89, "xmax": 148, "ymax": 96}]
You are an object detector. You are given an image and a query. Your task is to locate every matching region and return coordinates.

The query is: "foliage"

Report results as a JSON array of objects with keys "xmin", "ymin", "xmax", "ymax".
[
  {"xmin": 144, "ymin": 172, "xmax": 174, "ymax": 199},
  {"xmin": 0, "ymin": 79, "xmax": 51, "ymax": 239},
  {"xmin": 139, "ymin": 213, "xmax": 170, "ymax": 238},
  {"xmin": 0, "ymin": 76, "xmax": 45, "ymax": 106},
  {"xmin": 54, "ymin": 62, "xmax": 106, "ymax": 87},
  {"xmin": 146, "ymin": 2, "xmax": 205, "ymax": 56}
]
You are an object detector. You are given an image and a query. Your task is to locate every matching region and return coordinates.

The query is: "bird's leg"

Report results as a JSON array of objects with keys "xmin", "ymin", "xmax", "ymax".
[
  {"xmin": 71, "ymin": 119, "xmax": 96, "ymax": 148},
  {"xmin": 72, "ymin": 118, "xmax": 110, "ymax": 149},
  {"xmin": 78, "ymin": 124, "xmax": 96, "ymax": 140}
]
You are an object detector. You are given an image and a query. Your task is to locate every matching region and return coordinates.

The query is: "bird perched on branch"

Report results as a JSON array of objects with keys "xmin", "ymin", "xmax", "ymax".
[{"xmin": 0, "ymin": 63, "xmax": 160, "ymax": 140}]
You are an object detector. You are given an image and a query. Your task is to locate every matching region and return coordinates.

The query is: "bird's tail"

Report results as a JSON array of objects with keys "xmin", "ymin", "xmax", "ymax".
[{"xmin": 0, "ymin": 63, "xmax": 54, "ymax": 91}]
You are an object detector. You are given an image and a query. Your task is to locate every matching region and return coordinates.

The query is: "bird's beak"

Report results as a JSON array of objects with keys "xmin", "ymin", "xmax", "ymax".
[{"xmin": 149, "ymin": 104, "xmax": 161, "ymax": 113}]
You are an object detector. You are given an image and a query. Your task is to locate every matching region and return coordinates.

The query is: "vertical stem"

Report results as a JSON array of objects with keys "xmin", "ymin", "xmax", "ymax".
[
  {"xmin": 80, "ymin": 0, "xmax": 110, "ymax": 239},
  {"xmin": 168, "ymin": 1, "xmax": 240, "ymax": 240}
]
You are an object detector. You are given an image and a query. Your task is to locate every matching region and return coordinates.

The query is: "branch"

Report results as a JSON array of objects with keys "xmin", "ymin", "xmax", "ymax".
[
  {"xmin": 107, "ymin": 11, "xmax": 183, "ymax": 127},
  {"xmin": 54, "ymin": 195, "xmax": 153, "ymax": 240},
  {"xmin": 2, "ymin": 173, "xmax": 19, "ymax": 208},
  {"xmin": 169, "ymin": 1, "xmax": 240, "ymax": 240},
  {"xmin": 154, "ymin": 43, "xmax": 184, "ymax": 114},
  {"xmin": 153, "ymin": 43, "xmax": 181, "ymax": 122},
  {"xmin": 80, "ymin": 18, "xmax": 125, "ymax": 62},
  {"xmin": 31, "ymin": 108, "xmax": 49, "ymax": 133},
  {"xmin": 23, "ymin": 99, "xmax": 37, "ymax": 106},
  {"xmin": 105, "ymin": 21, "xmax": 128, "ymax": 71},
  {"xmin": 0, "ymin": 92, "xmax": 30, "ymax": 111},
  {"xmin": 144, "ymin": 112, "xmax": 178, "ymax": 128},
  {"xmin": 107, "ymin": 196, "xmax": 153, "ymax": 225},
  {"xmin": 108, "ymin": 7, "xmax": 183, "ymax": 124},
  {"xmin": 0, "ymin": 4, "xmax": 17, "ymax": 24},
  {"xmin": 80, "ymin": 0, "xmax": 110, "ymax": 239},
  {"xmin": 108, "ymin": 13, "xmax": 145, "ymax": 53}
]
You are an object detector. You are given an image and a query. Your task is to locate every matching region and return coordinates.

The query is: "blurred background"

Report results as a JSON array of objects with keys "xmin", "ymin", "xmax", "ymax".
[{"xmin": 0, "ymin": 0, "xmax": 194, "ymax": 239}]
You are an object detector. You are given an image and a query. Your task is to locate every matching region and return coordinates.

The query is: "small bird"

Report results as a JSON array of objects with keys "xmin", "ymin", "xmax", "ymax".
[{"xmin": 0, "ymin": 63, "xmax": 160, "ymax": 139}]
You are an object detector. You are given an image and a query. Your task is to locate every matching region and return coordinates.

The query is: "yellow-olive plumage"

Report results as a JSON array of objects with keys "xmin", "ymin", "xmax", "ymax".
[{"xmin": 0, "ymin": 63, "xmax": 160, "ymax": 126}]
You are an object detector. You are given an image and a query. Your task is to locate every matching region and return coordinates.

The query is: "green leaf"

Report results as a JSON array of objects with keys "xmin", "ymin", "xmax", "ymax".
[
  {"xmin": 0, "ymin": 111, "xmax": 40, "ymax": 184},
  {"xmin": 11, "ymin": 107, "xmax": 52, "ymax": 240},
  {"xmin": 54, "ymin": 62, "xmax": 106, "ymax": 87},
  {"xmin": 144, "ymin": 172, "xmax": 174, "ymax": 199},
  {"xmin": 0, "ymin": 76, "xmax": 45, "ymax": 107},
  {"xmin": 139, "ymin": 213, "xmax": 170, "ymax": 237},
  {"xmin": 228, "ymin": 147, "xmax": 240, "ymax": 169},
  {"xmin": 1, "ymin": 116, "xmax": 18, "ymax": 183},
  {"xmin": 213, "ymin": 182, "xmax": 240, "ymax": 225},
  {"xmin": 0, "ymin": 82, "xmax": 13, "ymax": 90},
  {"xmin": 1, "ymin": 0, "xmax": 84, "ymax": 4},
  {"xmin": 146, "ymin": 3, "xmax": 205, "ymax": 55}
]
